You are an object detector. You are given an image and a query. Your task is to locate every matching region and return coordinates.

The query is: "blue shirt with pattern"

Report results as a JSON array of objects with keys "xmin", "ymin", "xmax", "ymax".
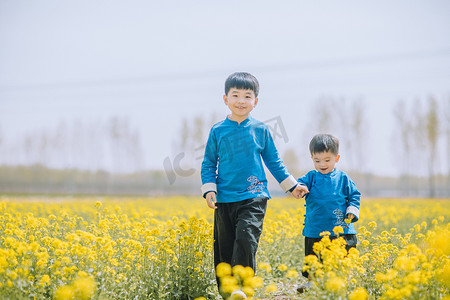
[
  {"xmin": 298, "ymin": 168, "xmax": 361, "ymax": 238},
  {"xmin": 201, "ymin": 116, "xmax": 296, "ymax": 203}
]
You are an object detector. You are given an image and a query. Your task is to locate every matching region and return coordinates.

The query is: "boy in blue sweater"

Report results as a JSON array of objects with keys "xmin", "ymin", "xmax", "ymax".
[
  {"xmin": 296, "ymin": 133, "xmax": 361, "ymax": 293},
  {"xmin": 201, "ymin": 72, "xmax": 308, "ymax": 297}
]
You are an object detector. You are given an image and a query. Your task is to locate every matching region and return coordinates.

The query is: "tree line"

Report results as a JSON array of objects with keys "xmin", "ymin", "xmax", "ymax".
[
  {"xmin": 173, "ymin": 95, "xmax": 449, "ymax": 197},
  {"xmin": 0, "ymin": 117, "xmax": 144, "ymax": 174},
  {"xmin": 0, "ymin": 96, "xmax": 448, "ymax": 197}
]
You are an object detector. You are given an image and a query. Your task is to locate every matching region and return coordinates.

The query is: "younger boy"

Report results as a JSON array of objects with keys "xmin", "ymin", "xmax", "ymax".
[
  {"xmin": 201, "ymin": 72, "xmax": 308, "ymax": 297},
  {"xmin": 296, "ymin": 133, "xmax": 361, "ymax": 293}
]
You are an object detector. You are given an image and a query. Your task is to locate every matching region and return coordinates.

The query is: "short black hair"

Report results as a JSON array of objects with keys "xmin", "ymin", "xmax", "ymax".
[
  {"xmin": 224, "ymin": 72, "xmax": 259, "ymax": 97},
  {"xmin": 309, "ymin": 134, "xmax": 339, "ymax": 155}
]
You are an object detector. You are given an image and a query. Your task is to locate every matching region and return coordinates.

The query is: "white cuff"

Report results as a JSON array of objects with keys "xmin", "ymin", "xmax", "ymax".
[
  {"xmin": 346, "ymin": 206, "xmax": 359, "ymax": 221},
  {"xmin": 201, "ymin": 183, "xmax": 217, "ymax": 196},
  {"xmin": 280, "ymin": 175, "xmax": 297, "ymax": 193}
]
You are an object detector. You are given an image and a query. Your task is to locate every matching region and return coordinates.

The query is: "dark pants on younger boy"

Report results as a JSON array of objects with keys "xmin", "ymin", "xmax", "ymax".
[
  {"xmin": 302, "ymin": 234, "xmax": 358, "ymax": 278},
  {"xmin": 214, "ymin": 197, "xmax": 268, "ymax": 289}
]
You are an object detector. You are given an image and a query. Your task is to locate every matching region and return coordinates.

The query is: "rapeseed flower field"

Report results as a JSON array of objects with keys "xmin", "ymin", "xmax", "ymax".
[{"xmin": 0, "ymin": 196, "xmax": 448, "ymax": 299}]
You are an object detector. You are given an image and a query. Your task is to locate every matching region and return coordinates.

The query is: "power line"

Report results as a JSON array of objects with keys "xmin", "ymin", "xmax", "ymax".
[{"xmin": 1, "ymin": 48, "xmax": 450, "ymax": 93}]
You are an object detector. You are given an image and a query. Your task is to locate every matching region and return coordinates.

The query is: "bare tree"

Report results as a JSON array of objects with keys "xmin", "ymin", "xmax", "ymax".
[
  {"xmin": 412, "ymin": 99, "xmax": 428, "ymax": 180},
  {"xmin": 309, "ymin": 96, "xmax": 368, "ymax": 173},
  {"xmin": 52, "ymin": 121, "xmax": 68, "ymax": 169},
  {"xmin": 350, "ymin": 98, "xmax": 366, "ymax": 170},
  {"xmin": 176, "ymin": 118, "xmax": 190, "ymax": 152},
  {"xmin": 425, "ymin": 97, "xmax": 439, "ymax": 197},
  {"xmin": 445, "ymin": 97, "xmax": 450, "ymax": 191},
  {"xmin": 313, "ymin": 95, "xmax": 335, "ymax": 133},
  {"xmin": 0, "ymin": 126, "xmax": 4, "ymax": 165},
  {"xmin": 333, "ymin": 97, "xmax": 355, "ymax": 169},
  {"xmin": 283, "ymin": 148, "xmax": 301, "ymax": 175},
  {"xmin": 107, "ymin": 117, "xmax": 145, "ymax": 173},
  {"xmin": 392, "ymin": 100, "xmax": 414, "ymax": 195},
  {"xmin": 192, "ymin": 116, "xmax": 204, "ymax": 146}
]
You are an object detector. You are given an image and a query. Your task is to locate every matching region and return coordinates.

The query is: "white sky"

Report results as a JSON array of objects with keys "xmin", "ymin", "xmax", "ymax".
[{"xmin": 1, "ymin": 0, "xmax": 450, "ymax": 176}]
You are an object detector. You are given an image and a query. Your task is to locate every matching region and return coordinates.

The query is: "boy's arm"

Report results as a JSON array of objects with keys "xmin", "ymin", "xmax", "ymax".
[
  {"xmin": 345, "ymin": 177, "xmax": 361, "ymax": 222},
  {"xmin": 260, "ymin": 129, "xmax": 297, "ymax": 192},
  {"xmin": 200, "ymin": 130, "xmax": 218, "ymax": 197},
  {"xmin": 297, "ymin": 172, "xmax": 313, "ymax": 191}
]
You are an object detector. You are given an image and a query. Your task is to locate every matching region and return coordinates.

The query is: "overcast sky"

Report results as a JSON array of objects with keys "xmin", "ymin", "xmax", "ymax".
[{"xmin": 1, "ymin": 0, "xmax": 449, "ymax": 176}]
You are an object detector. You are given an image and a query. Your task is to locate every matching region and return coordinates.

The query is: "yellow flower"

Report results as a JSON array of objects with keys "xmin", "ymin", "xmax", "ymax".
[
  {"xmin": 421, "ymin": 221, "xmax": 427, "ymax": 230},
  {"xmin": 344, "ymin": 218, "xmax": 351, "ymax": 224},
  {"xmin": 438, "ymin": 261, "xmax": 450, "ymax": 288},
  {"xmin": 333, "ymin": 226, "xmax": 344, "ymax": 235},
  {"xmin": 265, "ymin": 283, "xmax": 278, "ymax": 293},
  {"xmin": 232, "ymin": 265, "xmax": 254, "ymax": 280},
  {"xmin": 243, "ymin": 276, "xmax": 263, "ymax": 289},
  {"xmin": 304, "ymin": 254, "xmax": 319, "ymax": 264},
  {"xmin": 375, "ymin": 272, "xmax": 385, "ymax": 283},
  {"xmin": 325, "ymin": 276, "xmax": 345, "ymax": 292},
  {"xmin": 73, "ymin": 276, "xmax": 97, "ymax": 300},
  {"xmin": 414, "ymin": 224, "xmax": 421, "ymax": 232},
  {"xmin": 313, "ymin": 241, "xmax": 324, "ymax": 254},
  {"xmin": 426, "ymin": 228, "xmax": 450, "ymax": 256},
  {"xmin": 286, "ymin": 269, "xmax": 299, "ymax": 278},
  {"xmin": 54, "ymin": 285, "xmax": 75, "ymax": 300},
  {"xmin": 8, "ymin": 270, "xmax": 18, "ymax": 280},
  {"xmin": 38, "ymin": 274, "xmax": 51, "ymax": 287},
  {"xmin": 405, "ymin": 270, "xmax": 422, "ymax": 284},
  {"xmin": 220, "ymin": 275, "xmax": 239, "ymax": 294},
  {"xmin": 258, "ymin": 262, "xmax": 272, "ymax": 273},
  {"xmin": 241, "ymin": 266, "xmax": 254, "ymax": 279},
  {"xmin": 320, "ymin": 231, "xmax": 331, "ymax": 236},
  {"xmin": 394, "ymin": 256, "xmax": 416, "ymax": 272},
  {"xmin": 277, "ymin": 264, "xmax": 288, "ymax": 272},
  {"xmin": 94, "ymin": 201, "xmax": 102, "ymax": 208},
  {"xmin": 242, "ymin": 286, "xmax": 254, "ymax": 297},
  {"xmin": 349, "ymin": 287, "xmax": 368, "ymax": 300},
  {"xmin": 385, "ymin": 269, "xmax": 398, "ymax": 281},
  {"xmin": 368, "ymin": 221, "xmax": 377, "ymax": 228},
  {"xmin": 216, "ymin": 262, "xmax": 232, "ymax": 278}
]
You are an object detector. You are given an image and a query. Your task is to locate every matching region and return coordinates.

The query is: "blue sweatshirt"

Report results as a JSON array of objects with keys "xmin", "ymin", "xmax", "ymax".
[
  {"xmin": 201, "ymin": 116, "xmax": 296, "ymax": 203},
  {"xmin": 298, "ymin": 169, "xmax": 361, "ymax": 238}
]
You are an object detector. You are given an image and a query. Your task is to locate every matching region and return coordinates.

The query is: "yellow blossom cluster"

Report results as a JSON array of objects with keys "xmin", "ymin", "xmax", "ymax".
[
  {"xmin": 0, "ymin": 196, "xmax": 215, "ymax": 299},
  {"xmin": 54, "ymin": 272, "xmax": 97, "ymax": 300},
  {"xmin": 215, "ymin": 263, "xmax": 263, "ymax": 299},
  {"xmin": 301, "ymin": 232, "xmax": 366, "ymax": 298},
  {"xmin": 0, "ymin": 196, "xmax": 448, "ymax": 299}
]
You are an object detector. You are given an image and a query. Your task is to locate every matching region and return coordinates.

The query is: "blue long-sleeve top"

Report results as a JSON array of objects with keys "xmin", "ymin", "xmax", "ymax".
[
  {"xmin": 297, "ymin": 168, "xmax": 361, "ymax": 238},
  {"xmin": 201, "ymin": 116, "xmax": 296, "ymax": 203}
]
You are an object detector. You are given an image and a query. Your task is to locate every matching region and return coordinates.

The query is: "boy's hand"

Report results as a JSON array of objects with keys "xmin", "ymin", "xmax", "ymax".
[
  {"xmin": 205, "ymin": 192, "xmax": 217, "ymax": 209},
  {"xmin": 291, "ymin": 185, "xmax": 309, "ymax": 199}
]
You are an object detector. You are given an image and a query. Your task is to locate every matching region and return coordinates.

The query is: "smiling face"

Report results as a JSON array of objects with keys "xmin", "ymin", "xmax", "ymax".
[
  {"xmin": 311, "ymin": 151, "xmax": 340, "ymax": 174},
  {"xmin": 223, "ymin": 88, "xmax": 258, "ymax": 123}
]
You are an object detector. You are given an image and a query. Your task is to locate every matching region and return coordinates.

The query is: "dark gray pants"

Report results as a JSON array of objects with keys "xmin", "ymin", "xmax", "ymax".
[{"xmin": 214, "ymin": 197, "xmax": 268, "ymax": 287}]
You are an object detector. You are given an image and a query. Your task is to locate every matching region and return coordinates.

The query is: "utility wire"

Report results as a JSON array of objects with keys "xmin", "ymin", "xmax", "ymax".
[{"xmin": 1, "ymin": 48, "xmax": 450, "ymax": 92}]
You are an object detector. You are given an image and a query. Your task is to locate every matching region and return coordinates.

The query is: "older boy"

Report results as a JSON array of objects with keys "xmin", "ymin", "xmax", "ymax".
[{"xmin": 201, "ymin": 72, "xmax": 307, "ymax": 297}]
